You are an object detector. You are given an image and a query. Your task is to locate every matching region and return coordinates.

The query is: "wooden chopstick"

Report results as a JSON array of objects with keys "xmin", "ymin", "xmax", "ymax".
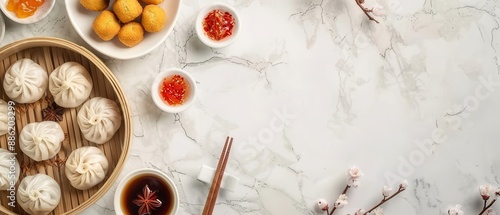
[{"xmin": 202, "ymin": 136, "xmax": 234, "ymax": 215}]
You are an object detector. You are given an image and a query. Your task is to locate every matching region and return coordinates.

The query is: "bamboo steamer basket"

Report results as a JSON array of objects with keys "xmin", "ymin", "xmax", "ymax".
[{"xmin": 0, "ymin": 37, "xmax": 132, "ymax": 214}]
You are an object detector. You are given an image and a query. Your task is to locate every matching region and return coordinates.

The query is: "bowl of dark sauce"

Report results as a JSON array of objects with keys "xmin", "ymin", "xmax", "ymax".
[{"xmin": 114, "ymin": 169, "xmax": 179, "ymax": 215}]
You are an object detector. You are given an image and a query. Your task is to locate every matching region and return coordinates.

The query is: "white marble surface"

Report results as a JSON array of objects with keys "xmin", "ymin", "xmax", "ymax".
[{"xmin": 2, "ymin": 0, "xmax": 500, "ymax": 214}]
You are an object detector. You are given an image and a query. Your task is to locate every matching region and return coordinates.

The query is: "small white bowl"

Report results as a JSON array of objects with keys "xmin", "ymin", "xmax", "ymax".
[
  {"xmin": 195, "ymin": 2, "xmax": 240, "ymax": 48},
  {"xmin": 114, "ymin": 168, "xmax": 179, "ymax": 215},
  {"xmin": 151, "ymin": 68, "xmax": 197, "ymax": 113},
  {"xmin": 0, "ymin": 0, "xmax": 55, "ymax": 24}
]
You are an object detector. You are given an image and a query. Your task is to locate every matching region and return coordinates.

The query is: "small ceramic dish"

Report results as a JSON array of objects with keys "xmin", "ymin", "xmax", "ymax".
[
  {"xmin": 0, "ymin": 0, "xmax": 56, "ymax": 24},
  {"xmin": 151, "ymin": 68, "xmax": 197, "ymax": 113},
  {"xmin": 0, "ymin": 13, "xmax": 5, "ymax": 44},
  {"xmin": 195, "ymin": 2, "xmax": 240, "ymax": 48},
  {"xmin": 114, "ymin": 168, "xmax": 179, "ymax": 215}
]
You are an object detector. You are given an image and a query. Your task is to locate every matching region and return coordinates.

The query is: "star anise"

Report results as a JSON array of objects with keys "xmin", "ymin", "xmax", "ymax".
[
  {"xmin": 42, "ymin": 102, "xmax": 65, "ymax": 122},
  {"xmin": 132, "ymin": 184, "xmax": 162, "ymax": 215}
]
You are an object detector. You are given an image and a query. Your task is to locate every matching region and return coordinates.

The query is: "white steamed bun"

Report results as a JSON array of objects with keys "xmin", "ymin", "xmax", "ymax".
[
  {"xmin": 0, "ymin": 99, "xmax": 8, "ymax": 136},
  {"xmin": 17, "ymin": 174, "xmax": 61, "ymax": 215},
  {"xmin": 3, "ymin": 59, "xmax": 48, "ymax": 103},
  {"xmin": 77, "ymin": 97, "xmax": 122, "ymax": 144},
  {"xmin": 49, "ymin": 62, "xmax": 93, "ymax": 108},
  {"xmin": 20, "ymin": 121, "xmax": 64, "ymax": 161},
  {"xmin": 0, "ymin": 148, "xmax": 20, "ymax": 190},
  {"xmin": 65, "ymin": 146, "xmax": 109, "ymax": 190}
]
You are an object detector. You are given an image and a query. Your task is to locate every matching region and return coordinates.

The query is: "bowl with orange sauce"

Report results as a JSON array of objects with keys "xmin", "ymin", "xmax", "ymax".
[
  {"xmin": 196, "ymin": 2, "xmax": 241, "ymax": 48},
  {"xmin": 0, "ymin": 0, "xmax": 55, "ymax": 24},
  {"xmin": 151, "ymin": 68, "xmax": 197, "ymax": 113}
]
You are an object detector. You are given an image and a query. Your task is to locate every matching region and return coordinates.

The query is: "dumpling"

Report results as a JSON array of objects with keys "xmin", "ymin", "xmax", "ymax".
[
  {"xmin": 77, "ymin": 97, "xmax": 122, "ymax": 144},
  {"xmin": 20, "ymin": 121, "xmax": 64, "ymax": 161},
  {"xmin": 17, "ymin": 174, "xmax": 61, "ymax": 215},
  {"xmin": 0, "ymin": 148, "xmax": 20, "ymax": 190},
  {"xmin": 49, "ymin": 62, "xmax": 93, "ymax": 108},
  {"xmin": 65, "ymin": 146, "xmax": 109, "ymax": 190},
  {"xmin": 0, "ymin": 99, "xmax": 7, "ymax": 136},
  {"xmin": 3, "ymin": 59, "xmax": 48, "ymax": 104}
]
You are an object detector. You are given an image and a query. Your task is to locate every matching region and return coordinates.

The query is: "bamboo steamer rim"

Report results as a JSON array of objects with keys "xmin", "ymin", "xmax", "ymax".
[{"xmin": 0, "ymin": 37, "xmax": 132, "ymax": 215}]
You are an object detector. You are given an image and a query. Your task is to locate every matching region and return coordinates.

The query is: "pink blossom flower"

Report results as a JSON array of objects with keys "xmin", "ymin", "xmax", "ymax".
[
  {"xmin": 382, "ymin": 186, "xmax": 392, "ymax": 198},
  {"xmin": 447, "ymin": 204, "xmax": 464, "ymax": 215},
  {"xmin": 485, "ymin": 208, "xmax": 496, "ymax": 215},
  {"xmin": 354, "ymin": 209, "xmax": 366, "ymax": 215},
  {"xmin": 480, "ymin": 184, "xmax": 494, "ymax": 200},
  {"xmin": 334, "ymin": 194, "xmax": 348, "ymax": 209},
  {"xmin": 317, "ymin": 199, "xmax": 329, "ymax": 211},
  {"xmin": 347, "ymin": 166, "xmax": 363, "ymax": 188}
]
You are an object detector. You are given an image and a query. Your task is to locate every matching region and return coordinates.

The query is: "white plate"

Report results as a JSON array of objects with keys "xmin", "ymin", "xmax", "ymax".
[
  {"xmin": 0, "ymin": 0, "xmax": 55, "ymax": 24},
  {"xmin": 65, "ymin": 0, "xmax": 181, "ymax": 60}
]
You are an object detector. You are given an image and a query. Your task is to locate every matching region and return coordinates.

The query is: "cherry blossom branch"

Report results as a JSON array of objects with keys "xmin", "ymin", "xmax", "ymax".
[
  {"xmin": 328, "ymin": 185, "xmax": 351, "ymax": 215},
  {"xmin": 363, "ymin": 183, "xmax": 407, "ymax": 215},
  {"xmin": 355, "ymin": 0, "xmax": 379, "ymax": 24},
  {"xmin": 478, "ymin": 199, "xmax": 496, "ymax": 215},
  {"xmin": 317, "ymin": 167, "xmax": 363, "ymax": 215},
  {"xmin": 448, "ymin": 184, "xmax": 500, "ymax": 215},
  {"xmin": 317, "ymin": 168, "xmax": 408, "ymax": 215}
]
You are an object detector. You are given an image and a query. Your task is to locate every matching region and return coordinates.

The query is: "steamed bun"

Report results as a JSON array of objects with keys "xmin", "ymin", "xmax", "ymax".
[
  {"xmin": 77, "ymin": 97, "xmax": 122, "ymax": 144},
  {"xmin": 49, "ymin": 62, "xmax": 93, "ymax": 108},
  {"xmin": 0, "ymin": 148, "xmax": 20, "ymax": 190},
  {"xmin": 65, "ymin": 146, "xmax": 109, "ymax": 190},
  {"xmin": 17, "ymin": 174, "xmax": 61, "ymax": 215},
  {"xmin": 20, "ymin": 121, "xmax": 64, "ymax": 161},
  {"xmin": 3, "ymin": 59, "xmax": 48, "ymax": 104},
  {"xmin": 0, "ymin": 100, "xmax": 7, "ymax": 136}
]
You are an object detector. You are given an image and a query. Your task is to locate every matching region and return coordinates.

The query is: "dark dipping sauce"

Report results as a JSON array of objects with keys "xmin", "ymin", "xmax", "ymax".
[{"xmin": 121, "ymin": 174, "xmax": 174, "ymax": 215}]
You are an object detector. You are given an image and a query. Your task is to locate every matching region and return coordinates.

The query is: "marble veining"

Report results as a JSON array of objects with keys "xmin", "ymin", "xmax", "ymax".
[{"xmin": 1, "ymin": 0, "xmax": 500, "ymax": 214}]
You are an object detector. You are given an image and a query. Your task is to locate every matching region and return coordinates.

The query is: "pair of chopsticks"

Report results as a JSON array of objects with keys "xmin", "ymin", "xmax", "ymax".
[{"xmin": 202, "ymin": 136, "xmax": 234, "ymax": 215}]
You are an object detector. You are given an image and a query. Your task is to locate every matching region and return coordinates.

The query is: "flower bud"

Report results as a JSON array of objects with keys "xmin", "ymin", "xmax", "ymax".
[
  {"xmin": 317, "ymin": 199, "xmax": 329, "ymax": 211},
  {"xmin": 382, "ymin": 186, "xmax": 392, "ymax": 197},
  {"xmin": 399, "ymin": 180, "xmax": 408, "ymax": 190},
  {"xmin": 480, "ymin": 184, "xmax": 493, "ymax": 200}
]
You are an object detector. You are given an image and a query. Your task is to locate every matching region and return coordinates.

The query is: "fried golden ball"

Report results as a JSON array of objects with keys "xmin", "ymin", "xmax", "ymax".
[
  {"xmin": 92, "ymin": 10, "xmax": 121, "ymax": 41},
  {"xmin": 113, "ymin": 0, "xmax": 143, "ymax": 23},
  {"xmin": 118, "ymin": 22, "xmax": 144, "ymax": 47},
  {"xmin": 141, "ymin": 0, "xmax": 163, "ymax": 4},
  {"xmin": 80, "ymin": 0, "xmax": 109, "ymax": 11},
  {"xmin": 141, "ymin": 5, "xmax": 166, "ymax": 33}
]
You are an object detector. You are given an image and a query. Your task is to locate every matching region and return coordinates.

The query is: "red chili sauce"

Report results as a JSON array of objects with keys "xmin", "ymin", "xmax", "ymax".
[
  {"xmin": 203, "ymin": 9, "xmax": 235, "ymax": 41},
  {"xmin": 159, "ymin": 75, "xmax": 190, "ymax": 106}
]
